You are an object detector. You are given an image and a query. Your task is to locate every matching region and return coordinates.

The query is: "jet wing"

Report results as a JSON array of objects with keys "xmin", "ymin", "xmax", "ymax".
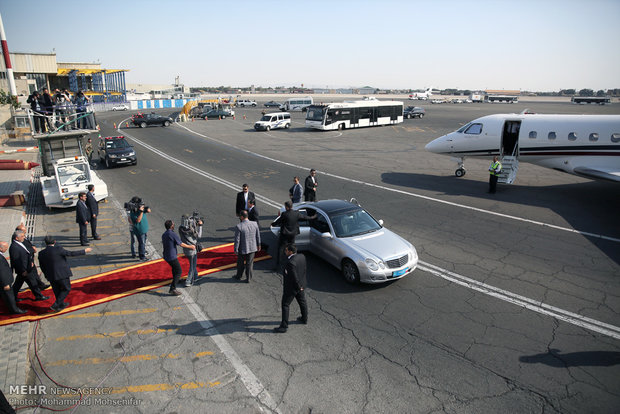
[{"xmin": 573, "ymin": 166, "xmax": 620, "ymax": 183}]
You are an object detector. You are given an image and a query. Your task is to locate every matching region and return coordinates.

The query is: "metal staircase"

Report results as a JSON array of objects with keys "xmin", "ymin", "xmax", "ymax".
[{"xmin": 498, "ymin": 156, "xmax": 518, "ymax": 184}]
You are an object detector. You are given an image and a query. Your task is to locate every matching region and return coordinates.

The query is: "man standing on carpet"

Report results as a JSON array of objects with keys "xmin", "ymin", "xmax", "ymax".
[
  {"xmin": 162, "ymin": 220, "xmax": 195, "ymax": 296},
  {"xmin": 10, "ymin": 230, "xmax": 49, "ymax": 302},
  {"xmin": 0, "ymin": 241, "xmax": 26, "ymax": 315},
  {"xmin": 15, "ymin": 224, "xmax": 50, "ymax": 291},
  {"xmin": 38, "ymin": 236, "xmax": 92, "ymax": 312},
  {"xmin": 233, "ymin": 210, "xmax": 261, "ymax": 283}
]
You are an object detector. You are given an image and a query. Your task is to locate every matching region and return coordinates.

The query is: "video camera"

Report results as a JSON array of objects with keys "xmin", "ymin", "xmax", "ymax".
[
  {"xmin": 181, "ymin": 211, "xmax": 204, "ymax": 230},
  {"xmin": 124, "ymin": 196, "xmax": 149, "ymax": 213}
]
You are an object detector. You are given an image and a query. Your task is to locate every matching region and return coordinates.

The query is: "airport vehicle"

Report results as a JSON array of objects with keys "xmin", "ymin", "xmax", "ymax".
[
  {"xmin": 571, "ymin": 96, "xmax": 611, "ymax": 105},
  {"xmin": 270, "ymin": 199, "xmax": 418, "ymax": 284},
  {"xmin": 111, "ymin": 104, "xmax": 129, "ymax": 111},
  {"xmin": 404, "ymin": 106, "xmax": 425, "ymax": 119},
  {"xmin": 485, "ymin": 95, "xmax": 518, "ymax": 103},
  {"xmin": 254, "ymin": 112, "xmax": 291, "ymax": 131},
  {"xmin": 280, "ymin": 96, "xmax": 313, "ymax": 112},
  {"xmin": 305, "ymin": 98, "xmax": 403, "ymax": 131},
  {"xmin": 131, "ymin": 112, "xmax": 173, "ymax": 128},
  {"xmin": 264, "ymin": 101, "xmax": 282, "ymax": 107},
  {"xmin": 98, "ymin": 136, "xmax": 137, "ymax": 168},
  {"xmin": 451, "ymin": 99, "xmax": 464, "ymax": 104},
  {"xmin": 408, "ymin": 88, "xmax": 433, "ymax": 100},
  {"xmin": 431, "ymin": 99, "xmax": 447, "ymax": 104},
  {"xmin": 237, "ymin": 99, "xmax": 257, "ymax": 107},
  {"xmin": 203, "ymin": 108, "xmax": 234, "ymax": 119},
  {"xmin": 425, "ymin": 111, "xmax": 620, "ymax": 183},
  {"xmin": 469, "ymin": 93, "xmax": 484, "ymax": 103},
  {"xmin": 37, "ymin": 131, "xmax": 108, "ymax": 208}
]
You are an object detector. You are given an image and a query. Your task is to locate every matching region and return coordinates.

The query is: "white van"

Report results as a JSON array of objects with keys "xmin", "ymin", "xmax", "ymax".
[
  {"xmin": 254, "ymin": 112, "xmax": 291, "ymax": 131},
  {"xmin": 280, "ymin": 96, "xmax": 313, "ymax": 112}
]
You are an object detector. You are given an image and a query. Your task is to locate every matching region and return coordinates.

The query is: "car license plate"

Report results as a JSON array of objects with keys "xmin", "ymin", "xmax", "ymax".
[
  {"xmin": 121, "ymin": 158, "xmax": 127, "ymax": 161},
  {"xmin": 392, "ymin": 268, "xmax": 409, "ymax": 277}
]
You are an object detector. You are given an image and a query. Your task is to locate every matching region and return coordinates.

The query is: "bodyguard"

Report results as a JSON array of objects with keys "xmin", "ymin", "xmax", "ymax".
[
  {"xmin": 86, "ymin": 184, "xmax": 101, "ymax": 240},
  {"xmin": 0, "ymin": 241, "xmax": 25, "ymax": 314},
  {"xmin": 76, "ymin": 192, "xmax": 90, "ymax": 246},
  {"xmin": 274, "ymin": 244, "xmax": 308, "ymax": 333}
]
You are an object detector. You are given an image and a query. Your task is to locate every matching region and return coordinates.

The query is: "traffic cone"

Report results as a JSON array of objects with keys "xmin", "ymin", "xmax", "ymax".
[
  {"xmin": 233, "ymin": 115, "xmax": 235, "ymax": 120},
  {"xmin": 114, "ymin": 123, "xmax": 117, "ymax": 129},
  {"xmin": 219, "ymin": 116, "xmax": 221, "ymax": 120},
  {"xmin": 126, "ymin": 122, "xmax": 129, "ymax": 127}
]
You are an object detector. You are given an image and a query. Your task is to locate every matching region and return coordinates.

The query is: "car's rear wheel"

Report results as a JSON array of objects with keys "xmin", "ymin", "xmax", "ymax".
[
  {"xmin": 140, "ymin": 122, "xmax": 146, "ymax": 128},
  {"xmin": 338, "ymin": 123, "xmax": 344, "ymax": 130},
  {"xmin": 266, "ymin": 126, "xmax": 270, "ymax": 131},
  {"xmin": 406, "ymin": 114, "xmax": 411, "ymax": 119},
  {"xmin": 342, "ymin": 259, "xmax": 360, "ymax": 284},
  {"xmin": 221, "ymin": 115, "xmax": 226, "ymax": 119},
  {"xmin": 285, "ymin": 123, "xmax": 290, "ymax": 129},
  {"xmin": 419, "ymin": 114, "xmax": 424, "ymax": 118},
  {"xmin": 252, "ymin": 103, "xmax": 256, "ymax": 107},
  {"xmin": 163, "ymin": 120, "xmax": 170, "ymax": 127}
]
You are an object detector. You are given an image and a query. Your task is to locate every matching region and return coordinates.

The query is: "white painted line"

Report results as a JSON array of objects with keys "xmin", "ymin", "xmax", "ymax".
[
  {"xmin": 172, "ymin": 122, "xmax": 620, "ymax": 243},
  {"xmin": 120, "ymin": 128, "xmax": 620, "ymax": 340},
  {"xmin": 181, "ymin": 291, "xmax": 281, "ymax": 413}
]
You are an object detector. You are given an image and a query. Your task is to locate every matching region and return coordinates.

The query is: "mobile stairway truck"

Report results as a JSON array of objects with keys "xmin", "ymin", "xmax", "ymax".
[{"xmin": 36, "ymin": 130, "xmax": 108, "ymax": 208}]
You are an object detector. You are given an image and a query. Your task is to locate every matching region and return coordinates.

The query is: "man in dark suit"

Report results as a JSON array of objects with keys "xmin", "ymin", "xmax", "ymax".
[
  {"xmin": 247, "ymin": 199, "xmax": 260, "ymax": 228},
  {"xmin": 0, "ymin": 241, "xmax": 26, "ymax": 314},
  {"xmin": 304, "ymin": 169, "xmax": 318, "ymax": 201},
  {"xmin": 9, "ymin": 230, "xmax": 48, "ymax": 302},
  {"xmin": 15, "ymin": 224, "xmax": 50, "ymax": 291},
  {"xmin": 86, "ymin": 184, "xmax": 101, "ymax": 240},
  {"xmin": 274, "ymin": 244, "xmax": 308, "ymax": 333},
  {"xmin": 235, "ymin": 183, "xmax": 255, "ymax": 216},
  {"xmin": 271, "ymin": 201, "xmax": 315, "ymax": 270},
  {"xmin": 38, "ymin": 235, "xmax": 91, "ymax": 312},
  {"xmin": 76, "ymin": 192, "xmax": 90, "ymax": 246}
]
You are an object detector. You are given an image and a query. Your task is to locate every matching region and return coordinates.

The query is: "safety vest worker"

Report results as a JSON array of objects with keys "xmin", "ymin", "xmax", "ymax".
[{"xmin": 488, "ymin": 156, "xmax": 502, "ymax": 194}]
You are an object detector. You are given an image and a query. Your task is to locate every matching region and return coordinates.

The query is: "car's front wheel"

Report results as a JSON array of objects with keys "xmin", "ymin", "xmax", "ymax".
[
  {"xmin": 284, "ymin": 123, "xmax": 290, "ymax": 129},
  {"xmin": 140, "ymin": 122, "xmax": 147, "ymax": 128},
  {"xmin": 163, "ymin": 120, "xmax": 170, "ymax": 127},
  {"xmin": 105, "ymin": 158, "xmax": 110, "ymax": 168},
  {"xmin": 342, "ymin": 259, "xmax": 360, "ymax": 284},
  {"xmin": 406, "ymin": 114, "xmax": 411, "ymax": 119}
]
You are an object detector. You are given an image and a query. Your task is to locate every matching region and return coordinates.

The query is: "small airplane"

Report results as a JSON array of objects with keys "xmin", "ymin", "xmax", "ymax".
[
  {"xmin": 425, "ymin": 110, "xmax": 620, "ymax": 183},
  {"xmin": 409, "ymin": 88, "xmax": 433, "ymax": 100}
]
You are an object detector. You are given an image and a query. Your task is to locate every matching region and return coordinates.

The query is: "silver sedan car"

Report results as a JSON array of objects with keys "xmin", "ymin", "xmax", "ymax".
[{"xmin": 270, "ymin": 200, "xmax": 418, "ymax": 284}]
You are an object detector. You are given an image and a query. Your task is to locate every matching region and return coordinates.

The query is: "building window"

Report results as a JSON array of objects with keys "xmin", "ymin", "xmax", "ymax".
[
  {"xmin": 529, "ymin": 131, "xmax": 537, "ymax": 139},
  {"xmin": 589, "ymin": 133, "xmax": 599, "ymax": 141},
  {"xmin": 548, "ymin": 132, "xmax": 556, "ymax": 140},
  {"xmin": 568, "ymin": 132, "xmax": 577, "ymax": 141}
]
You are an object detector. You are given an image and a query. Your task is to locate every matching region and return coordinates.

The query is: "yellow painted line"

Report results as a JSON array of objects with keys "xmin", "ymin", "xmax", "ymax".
[
  {"xmin": 55, "ymin": 327, "xmax": 178, "ymax": 342},
  {"xmin": 109, "ymin": 380, "xmax": 220, "ymax": 394},
  {"xmin": 91, "ymin": 241, "xmax": 125, "ymax": 246},
  {"xmin": 73, "ymin": 264, "xmax": 129, "ymax": 271},
  {"xmin": 62, "ymin": 308, "xmax": 158, "ymax": 319},
  {"xmin": 46, "ymin": 351, "xmax": 214, "ymax": 367}
]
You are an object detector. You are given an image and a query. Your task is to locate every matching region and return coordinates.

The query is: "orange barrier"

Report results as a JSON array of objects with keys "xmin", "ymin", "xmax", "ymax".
[
  {"xmin": 0, "ymin": 159, "xmax": 23, "ymax": 163},
  {"xmin": 0, "ymin": 193, "xmax": 26, "ymax": 207},
  {"xmin": 0, "ymin": 162, "xmax": 39, "ymax": 170}
]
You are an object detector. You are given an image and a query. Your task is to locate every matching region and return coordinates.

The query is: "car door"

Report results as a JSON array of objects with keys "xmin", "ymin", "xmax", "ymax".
[
  {"xmin": 294, "ymin": 208, "xmax": 311, "ymax": 250},
  {"xmin": 308, "ymin": 211, "xmax": 340, "ymax": 267}
]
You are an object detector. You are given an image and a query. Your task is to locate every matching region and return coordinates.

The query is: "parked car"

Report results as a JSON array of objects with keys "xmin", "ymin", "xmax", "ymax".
[
  {"xmin": 270, "ymin": 199, "xmax": 418, "ymax": 284},
  {"xmin": 254, "ymin": 112, "xmax": 291, "ymax": 131},
  {"xmin": 451, "ymin": 99, "xmax": 464, "ymax": 104},
  {"xmin": 98, "ymin": 136, "xmax": 137, "ymax": 168},
  {"xmin": 237, "ymin": 99, "xmax": 257, "ymax": 107},
  {"xmin": 131, "ymin": 112, "xmax": 173, "ymax": 128},
  {"xmin": 111, "ymin": 104, "xmax": 129, "ymax": 111},
  {"xmin": 403, "ymin": 106, "xmax": 425, "ymax": 119},
  {"xmin": 431, "ymin": 99, "xmax": 447, "ymax": 104},
  {"xmin": 202, "ymin": 108, "xmax": 234, "ymax": 119},
  {"xmin": 264, "ymin": 101, "xmax": 282, "ymax": 108}
]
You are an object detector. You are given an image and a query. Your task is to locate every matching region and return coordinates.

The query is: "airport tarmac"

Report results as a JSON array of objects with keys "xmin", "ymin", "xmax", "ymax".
[{"xmin": 6, "ymin": 100, "xmax": 620, "ymax": 413}]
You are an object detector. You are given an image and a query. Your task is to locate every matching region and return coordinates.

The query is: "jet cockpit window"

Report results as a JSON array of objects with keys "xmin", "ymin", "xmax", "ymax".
[
  {"xmin": 457, "ymin": 123, "xmax": 471, "ymax": 133},
  {"xmin": 611, "ymin": 133, "xmax": 620, "ymax": 143},
  {"xmin": 529, "ymin": 131, "xmax": 537, "ymax": 139},
  {"xmin": 589, "ymin": 133, "xmax": 599, "ymax": 141},
  {"xmin": 464, "ymin": 123, "xmax": 482, "ymax": 135},
  {"xmin": 568, "ymin": 132, "xmax": 577, "ymax": 141},
  {"xmin": 548, "ymin": 132, "xmax": 556, "ymax": 140}
]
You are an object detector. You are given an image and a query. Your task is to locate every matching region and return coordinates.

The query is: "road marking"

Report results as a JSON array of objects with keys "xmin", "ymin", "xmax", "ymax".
[
  {"xmin": 62, "ymin": 308, "xmax": 159, "ymax": 318},
  {"xmin": 90, "ymin": 241, "xmax": 125, "ymax": 246},
  {"xmin": 46, "ymin": 351, "xmax": 213, "ymax": 367},
  {"xmin": 121, "ymin": 126, "xmax": 620, "ymax": 340},
  {"xmin": 109, "ymin": 379, "xmax": 222, "ymax": 394},
  {"xmin": 72, "ymin": 263, "xmax": 131, "ymax": 271},
  {"xmin": 54, "ymin": 328, "xmax": 178, "ymax": 342}
]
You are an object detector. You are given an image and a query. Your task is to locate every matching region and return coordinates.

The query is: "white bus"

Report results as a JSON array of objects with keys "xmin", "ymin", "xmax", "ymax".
[
  {"xmin": 305, "ymin": 98, "xmax": 403, "ymax": 130},
  {"xmin": 281, "ymin": 96, "xmax": 313, "ymax": 112}
]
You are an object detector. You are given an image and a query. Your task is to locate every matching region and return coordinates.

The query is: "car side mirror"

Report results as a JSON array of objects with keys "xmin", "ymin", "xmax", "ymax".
[
  {"xmin": 321, "ymin": 232, "xmax": 332, "ymax": 239},
  {"xmin": 378, "ymin": 219, "xmax": 384, "ymax": 226}
]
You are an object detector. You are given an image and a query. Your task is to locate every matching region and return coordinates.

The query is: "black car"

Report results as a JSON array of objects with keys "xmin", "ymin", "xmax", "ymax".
[
  {"xmin": 202, "ymin": 109, "xmax": 234, "ymax": 119},
  {"xmin": 404, "ymin": 106, "xmax": 425, "ymax": 119},
  {"xmin": 131, "ymin": 112, "xmax": 173, "ymax": 128},
  {"xmin": 98, "ymin": 136, "xmax": 137, "ymax": 168},
  {"xmin": 264, "ymin": 101, "xmax": 282, "ymax": 107}
]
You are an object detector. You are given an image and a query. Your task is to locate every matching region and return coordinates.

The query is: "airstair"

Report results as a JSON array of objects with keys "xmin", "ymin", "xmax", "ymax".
[{"xmin": 498, "ymin": 148, "xmax": 519, "ymax": 184}]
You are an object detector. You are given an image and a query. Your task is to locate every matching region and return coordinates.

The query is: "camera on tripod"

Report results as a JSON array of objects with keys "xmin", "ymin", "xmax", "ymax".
[
  {"xmin": 124, "ymin": 196, "xmax": 149, "ymax": 213},
  {"xmin": 181, "ymin": 211, "xmax": 204, "ymax": 230}
]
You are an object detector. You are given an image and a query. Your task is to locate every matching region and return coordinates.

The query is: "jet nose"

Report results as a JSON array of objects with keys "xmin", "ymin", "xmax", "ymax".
[{"xmin": 425, "ymin": 135, "xmax": 448, "ymax": 154}]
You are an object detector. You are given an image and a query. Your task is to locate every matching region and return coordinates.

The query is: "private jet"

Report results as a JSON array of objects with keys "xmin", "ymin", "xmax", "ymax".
[
  {"xmin": 425, "ymin": 111, "xmax": 620, "ymax": 183},
  {"xmin": 409, "ymin": 88, "xmax": 433, "ymax": 100}
]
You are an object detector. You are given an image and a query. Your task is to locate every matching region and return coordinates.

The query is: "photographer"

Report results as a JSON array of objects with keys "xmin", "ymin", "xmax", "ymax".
[
  {"xmin": 126, "ymin": 197, "xmax": 150, "ymax": 261},
  {"xmin": 178, "ymin": 213, "xmax": 203, "ymax": 287}
]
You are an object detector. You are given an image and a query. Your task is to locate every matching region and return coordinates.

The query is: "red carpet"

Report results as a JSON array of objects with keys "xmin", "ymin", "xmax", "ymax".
[{"xmin": 0, "ymin": 243, "xmax": 270, "ymax": 326}]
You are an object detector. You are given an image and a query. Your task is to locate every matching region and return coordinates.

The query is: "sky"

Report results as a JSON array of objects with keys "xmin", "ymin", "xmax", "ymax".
[{"xmin": 1, "ymin": 0, "xmax": 619, "ymax": 91}]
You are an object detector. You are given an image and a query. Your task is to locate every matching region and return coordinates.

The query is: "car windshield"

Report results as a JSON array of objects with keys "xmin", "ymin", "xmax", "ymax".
[
  {"xmin": 106, "ymin": 139, "xmax": 130, "ymax": 149},
  {"xmin": 329, "ymin": 209, "xmax": 382, "ymax": 238},
  {"xmin": 260, "ymin": 115, "xmax": 272, "ymax": 121},
  {"xmin": 57, "ymin": 163, "xmax": 89, "ymax": 186}
]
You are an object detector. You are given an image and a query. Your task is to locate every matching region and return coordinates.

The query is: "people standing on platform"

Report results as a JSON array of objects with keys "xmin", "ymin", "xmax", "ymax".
[
  {"xmin": 233, "ymin": 210, "xmax": 261, "ymax": 283},
  {"xmin": 74, "ymin": 90, "xmax": 91, "ymax": 129},
  {"xmin": 235, "ymin": 183, "xmax": 255, "ymax": 216},
  {"xmin": 40, "ymin": 88, "xmax": 54, "ymax": 130},
  {"xmin": 27, "ymin": 91, "xmax": 46, "ymax": 133},
  {"xmin": 179, "ymin": 215, "xmax": 203, "ymax": 287},
  {"xmin": 304, "ymin": 169, "xmax": 318, "ymax": 201},
  {"xmin": 162, "ymin": 220, "xmax": 195, "ymax": 296},
  {"xmin": 9, "ymin": 230, "xmax": 49, "ymax": 302},
  {"xmin": 274, "ymin": 244, "xmax": 308, "ymax": 333},
  {"xmin": 247, "ymin": 199, "xmax": 260, "ymax": 228},
  {"xmin": 76, "ymin": 192, "xmax": 90, "ymax": 246},
  {"xmin": 86, "ymin": 185, "xmax": 101, "ymax": 241},
  {"xmin": 84, "ymin": 138, "xmax": 94, "ymax": 165},
  {"xmin": 0, "ymin": 241, "xmax": 26, "ymax": 315},
  {"xmin": 15, "ymin": 224, "xmax": 50, "ymax": 291},
  {"xmin": 289, "ymin": 176, "xmax": 303, "ymax": 204},
  {"xmin": 38, "ymin": 236, "xmax": 92, "ymax": 312}
]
